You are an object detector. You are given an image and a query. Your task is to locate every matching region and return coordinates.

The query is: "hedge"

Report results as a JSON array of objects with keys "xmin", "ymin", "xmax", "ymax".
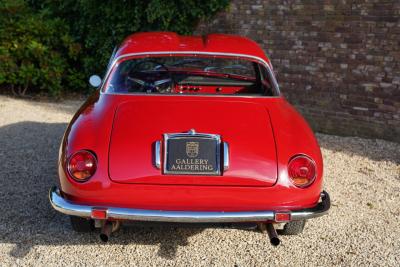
[{"xmin": 0, "ymin": 0, "xmax": 230, "ymax": 96}]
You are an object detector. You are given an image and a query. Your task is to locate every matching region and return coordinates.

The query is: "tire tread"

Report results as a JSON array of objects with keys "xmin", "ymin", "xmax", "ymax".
[
  {"xmin": 281, "ymin": 220, "xmax": 306, "ymax": 235},
  {"xmin": 69, "ymin": 216, "xmax": 94, "ymax": 232}
]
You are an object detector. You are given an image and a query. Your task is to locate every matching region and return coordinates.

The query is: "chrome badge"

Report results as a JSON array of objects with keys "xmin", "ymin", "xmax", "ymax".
[{"xmin": 186, "ymin": 142, "xmax": 199, "ymax": 158}]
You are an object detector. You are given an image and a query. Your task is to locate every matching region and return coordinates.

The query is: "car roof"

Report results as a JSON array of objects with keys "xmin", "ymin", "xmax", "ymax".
[{"xmin": 115, "ymin": 32, "xmax": 272, "ymax": 67}]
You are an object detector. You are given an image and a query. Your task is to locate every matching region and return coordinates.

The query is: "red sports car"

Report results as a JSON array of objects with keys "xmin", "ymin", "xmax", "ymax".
[{"xmin": 50, "ymin": 32, "xmax": 330, "ymax": 245}]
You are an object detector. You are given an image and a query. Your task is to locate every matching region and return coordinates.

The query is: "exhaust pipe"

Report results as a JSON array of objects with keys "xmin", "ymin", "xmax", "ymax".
[
  {"xmin": 266, "ymin": 223, "xmax": 280, "ymax": 246},
  {"xmin": 258, "ymin": 223, "xmax": 280, "ymax": 246},
  {"xmin": 100, "ymin": 221, "xmax": 113, "ymax": 242},
  {"xmin": 98, "ymin": 221, "xmax": 121, "ymax": 242},
  {"xmin": 99, "ymin": 221, "xmax": 120, "ymax": 242}
]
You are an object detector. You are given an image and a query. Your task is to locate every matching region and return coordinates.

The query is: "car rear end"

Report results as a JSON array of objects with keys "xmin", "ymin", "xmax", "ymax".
[{"xmin": 50, "ymin": 38, "xmax": 330, "ymax": 244}]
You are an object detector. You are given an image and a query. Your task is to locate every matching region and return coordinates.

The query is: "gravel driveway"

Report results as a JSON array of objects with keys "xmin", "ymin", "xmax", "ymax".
[{"xmin": 0, "ymin": 95, "xmax": 399, "ymax": 266}]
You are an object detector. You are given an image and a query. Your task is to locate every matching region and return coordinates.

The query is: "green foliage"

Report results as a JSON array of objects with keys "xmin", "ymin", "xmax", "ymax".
[
  {"xmin": 0, "ymin": 0, "xmax": 230, "ymax": 96},
  {"xmin": 0, "ymin": 0, "xmax": 83, "ymax": 96}
]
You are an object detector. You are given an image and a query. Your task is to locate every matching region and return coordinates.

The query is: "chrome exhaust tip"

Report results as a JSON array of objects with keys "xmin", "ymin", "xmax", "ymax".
[
  {"xmin": 266, "ymin": 223, "xmax": 280, "ymax": 246},
  {"xmin": 99, "ymin": 221, "xmax": 113, "ymax": 242},
  {"xmin": 258, "ymin": 223, "xmax": 281, "ymax": 246}
]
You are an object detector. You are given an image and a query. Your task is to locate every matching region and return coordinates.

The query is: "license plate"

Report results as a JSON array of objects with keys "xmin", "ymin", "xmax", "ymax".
[{"xmin": 164, "ymin": 133, "xmax": 221, "ymax": 175}]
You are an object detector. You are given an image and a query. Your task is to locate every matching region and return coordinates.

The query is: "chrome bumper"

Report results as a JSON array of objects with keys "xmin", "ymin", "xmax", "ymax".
[{"xmin": 49, "ymin": 186, "xmax": 330, "ymax": 223}]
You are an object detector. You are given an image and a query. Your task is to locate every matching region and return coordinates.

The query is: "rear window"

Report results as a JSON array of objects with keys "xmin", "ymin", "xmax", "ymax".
[{"xmin": 104, "ymin": 56, "xmax": 275, "ymax": 96}]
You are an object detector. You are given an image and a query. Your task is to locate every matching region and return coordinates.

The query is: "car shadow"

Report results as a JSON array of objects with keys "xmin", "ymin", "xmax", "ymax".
[
  {"xmin": 1, "ymin": 121, "xmax": 398, "ymax": 259},
  {"xmin": 0, "ymin": 121, "xmax": 257, "ymax": 259}
]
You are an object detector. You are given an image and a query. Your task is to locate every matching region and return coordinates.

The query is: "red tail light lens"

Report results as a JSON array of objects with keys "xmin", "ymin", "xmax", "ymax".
[
  {"xmin": 67, "ymin": 150, "xmax": 97, "ymax": 182},
  {"xmin": 288, "ymin": 155, "xmax": 316, "ymax": 188}
]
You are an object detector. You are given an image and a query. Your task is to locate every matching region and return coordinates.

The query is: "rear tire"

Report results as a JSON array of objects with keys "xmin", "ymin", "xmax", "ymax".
[
  {"xmin": 69, "ymin": 216, "xmax": 94, "ymax": 232},
  {"xmin": 281, "ymin": 220, "xmax": 306, "ymax": 235}
]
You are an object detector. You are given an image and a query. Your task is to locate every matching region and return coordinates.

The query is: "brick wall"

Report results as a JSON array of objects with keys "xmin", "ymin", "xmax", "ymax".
[{"xmin": 196, "ymin": 0, "xmax": 400, "ymax": 142}]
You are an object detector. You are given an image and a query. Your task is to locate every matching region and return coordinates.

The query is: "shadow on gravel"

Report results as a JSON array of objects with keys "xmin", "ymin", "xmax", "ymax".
[{"xmin": 0, "ymin": 121, "xmax": 252, "ymax": 259}]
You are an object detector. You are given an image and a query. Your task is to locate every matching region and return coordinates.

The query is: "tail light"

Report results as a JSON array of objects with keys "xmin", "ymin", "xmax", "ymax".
[
  {"xmin": 67, "ymin": 150, "xmax": 97, "ymax": 182},
  {"xmin": 288, "ymin": 155, "xmax": 316, "ymax": 188}
]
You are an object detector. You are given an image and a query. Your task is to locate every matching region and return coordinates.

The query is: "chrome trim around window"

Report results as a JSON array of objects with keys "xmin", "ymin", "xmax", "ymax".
[
  {"xmin": 100, "ymin": 51, "xmax": 281, "ymax": 96},
  {"xmin": 49, "ymin": 187, "xmax": 330, "ymax": 223}
]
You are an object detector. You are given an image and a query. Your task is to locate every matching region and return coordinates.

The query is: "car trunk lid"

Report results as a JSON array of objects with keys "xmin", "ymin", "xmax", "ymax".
[{"xmin": 108, "ymin": 99, "xmax": 277, "ymax": 186}]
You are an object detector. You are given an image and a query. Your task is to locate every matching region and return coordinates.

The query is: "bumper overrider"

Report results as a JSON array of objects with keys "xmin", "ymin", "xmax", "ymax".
[{"xmin": 49, "ymin": 186, "xmax": 330, "ymax": 223}]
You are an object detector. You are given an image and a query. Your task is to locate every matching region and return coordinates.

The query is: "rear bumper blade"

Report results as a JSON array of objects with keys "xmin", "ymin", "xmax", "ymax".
[{"xmin": 49, "ymin": 186, "xmax": 330, "ymax": 223}]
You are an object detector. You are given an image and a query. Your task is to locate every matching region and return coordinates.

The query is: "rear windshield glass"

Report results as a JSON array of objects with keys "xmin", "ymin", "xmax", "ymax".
[{"xmin": 104, "ymin": 56, "xmax": 275, "ymax": 96}]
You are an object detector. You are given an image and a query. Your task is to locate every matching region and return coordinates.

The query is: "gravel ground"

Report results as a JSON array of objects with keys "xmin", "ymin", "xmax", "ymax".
[{"xmin": 0, "ymin": 95, "xmax": 399, "ymax": 266}]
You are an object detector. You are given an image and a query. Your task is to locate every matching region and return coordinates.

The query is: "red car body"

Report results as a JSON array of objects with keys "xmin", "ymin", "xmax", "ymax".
[{"xmin": 50, "ymin": 32, "xmax": 330, "ymax": 243}]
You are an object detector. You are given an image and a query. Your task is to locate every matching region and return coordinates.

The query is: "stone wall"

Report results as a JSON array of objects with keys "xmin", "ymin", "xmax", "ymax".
[{"xmin": 196, "ymin": 0, "xmax": 400, "ymax": 142}]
